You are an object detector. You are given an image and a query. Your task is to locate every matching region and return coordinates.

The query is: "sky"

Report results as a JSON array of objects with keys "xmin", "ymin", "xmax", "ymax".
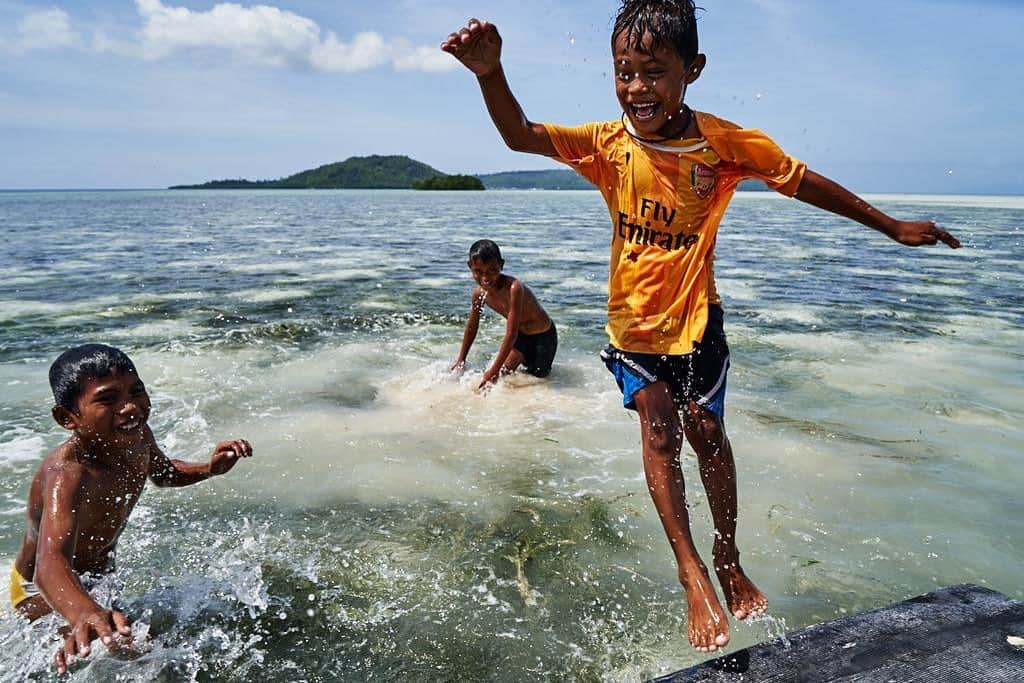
[{"xmin": 1, "ymin": 0, "xmax": 1022, "ymax": 193}]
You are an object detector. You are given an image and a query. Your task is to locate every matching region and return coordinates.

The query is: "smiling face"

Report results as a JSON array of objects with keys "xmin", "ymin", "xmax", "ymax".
[
  {"xmin": 612, "ymin": 31, "xmax": 705, "ymax": 138},
  {"xmin": 54, "ymin": 370, "xmax": 151, "ymax": 448},
  {"xmin": 468, "ymin": 256, "xmax": 504, "ymax": 292}
]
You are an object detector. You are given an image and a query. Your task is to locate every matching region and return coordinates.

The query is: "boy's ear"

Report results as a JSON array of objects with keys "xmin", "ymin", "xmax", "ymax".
[
  {"xmin": 52, "ymin": 405, "xmax": 79, "ymax": 431},
  {"xmin": 684, "ymin": 53, "xmax": 706, "ymax": 84}
]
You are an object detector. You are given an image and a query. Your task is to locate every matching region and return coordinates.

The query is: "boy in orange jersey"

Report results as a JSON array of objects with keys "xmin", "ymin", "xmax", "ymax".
[
  {"xmin": 11, "ymin": 343, "xmax": 253, "ymax": 673},
  {"xmin": 442, "ymin": 0, "xmax": 959, "ymax": 653},
  {"xmin": 452, "ymin": 239, "xmax": 557, "ymax": 388}
]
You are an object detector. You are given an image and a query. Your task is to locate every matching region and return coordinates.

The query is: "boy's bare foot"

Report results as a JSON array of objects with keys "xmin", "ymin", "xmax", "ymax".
[
  {"xmin": 713, "ymin": 557, "xmax": 768, "ymax": 621},
  {"xmin": 681, "ymin": 569, "xmax": 731, "ymax": 652}
]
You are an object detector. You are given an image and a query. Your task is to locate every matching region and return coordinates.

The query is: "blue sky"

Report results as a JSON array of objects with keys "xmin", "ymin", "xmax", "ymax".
[{"xmin": 1, "ymin": 0, "xmax": 1022, "ymax": 193}]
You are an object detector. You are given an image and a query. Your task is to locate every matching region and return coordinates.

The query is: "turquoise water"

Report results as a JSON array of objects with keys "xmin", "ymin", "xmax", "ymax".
[{"xmin": 0, "ymin": 189, "xmax": 1021, "ymax": 681}]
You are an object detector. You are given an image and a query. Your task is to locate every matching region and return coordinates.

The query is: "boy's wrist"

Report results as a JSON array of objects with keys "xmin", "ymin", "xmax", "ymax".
[
  {"xmin": 475, "ymin": 63, "xmax": 503, "ymax": 80},
  {"xmin": 876, "ymin": 215, "xmax": 900, "ymax": 238}
]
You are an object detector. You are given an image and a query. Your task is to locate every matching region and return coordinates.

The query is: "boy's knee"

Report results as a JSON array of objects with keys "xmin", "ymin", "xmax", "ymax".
[
  {"xmin": 644, "ymin": 419, "xmax": 684, "ymax": 456},
  {"xmin": 683, "ymin": 401, "xmax": 724, "ymax": 447}
]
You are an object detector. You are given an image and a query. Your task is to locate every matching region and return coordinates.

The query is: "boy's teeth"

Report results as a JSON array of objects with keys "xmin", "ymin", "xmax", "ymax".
[{"xmin": 633, "ymin": 103, "xmax": 658, "ymax": 121}]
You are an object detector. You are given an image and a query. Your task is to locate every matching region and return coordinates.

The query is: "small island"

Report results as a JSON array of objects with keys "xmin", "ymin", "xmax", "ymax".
[
  {"xmin": 170, "ymin": 155, "xmax": 464, "ymax": 190},
  {"xmin": 413, "ymin": 175, "xmax": 484, "ymax": 190}
]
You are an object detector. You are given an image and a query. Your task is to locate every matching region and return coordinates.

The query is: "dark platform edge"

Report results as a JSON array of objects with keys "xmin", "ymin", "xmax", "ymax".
[{"xmin": 650, "ymin": 584, "xmax": 1024, "ymax": 682}]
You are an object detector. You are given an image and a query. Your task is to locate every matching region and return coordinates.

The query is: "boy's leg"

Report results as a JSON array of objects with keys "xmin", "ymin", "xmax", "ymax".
[
  {"xmin": 682, "ymin": 400, "xmax": 767, "ymax": 620},
  {"xmin": 501, "ymin": 349, "xmax": 524, "ymax": 374},
  {"xmin": 634, "ymin": 382, "xmax": 730, "ymax": 652}
]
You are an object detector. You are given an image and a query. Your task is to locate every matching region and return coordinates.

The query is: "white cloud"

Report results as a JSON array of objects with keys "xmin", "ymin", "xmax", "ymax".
[
  {"xmin": 11, "ymin": 8, "xmax": 79, "ymax": 53},
  {"xmin": 310, "ymin": 31, "xmax": 390, "ymax": 72},
  {"xmin": 391, "ymin": 41, "xmax": 460, "ymax": 74},
  {"xmin": 122, "ymin": 0, "xmax": 455, "ymax": 73}
]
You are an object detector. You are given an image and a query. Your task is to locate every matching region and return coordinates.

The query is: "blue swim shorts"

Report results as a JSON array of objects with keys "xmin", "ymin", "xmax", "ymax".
[{"xmin": 600, "ymin": 305, "xmax": 729, "ymax": 418}]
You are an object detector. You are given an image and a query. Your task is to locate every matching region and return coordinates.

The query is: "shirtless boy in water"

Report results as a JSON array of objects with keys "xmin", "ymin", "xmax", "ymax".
[
  {"xmin": 452, "ymin": 239, "xmax": 557, "ymax": 388},
  {"xmin": 11, "ymin": 343, "xmax": 253, "ymax": 673}
]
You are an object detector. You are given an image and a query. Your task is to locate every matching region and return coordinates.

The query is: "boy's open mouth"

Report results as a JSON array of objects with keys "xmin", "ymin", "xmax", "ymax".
[
  {"xmin": 631, "ymin": 102, "xmax": 660, "ymax": 122},
  {"xmin": 117, "ymin": 417, "xmax": 144, "ymax": 432}
]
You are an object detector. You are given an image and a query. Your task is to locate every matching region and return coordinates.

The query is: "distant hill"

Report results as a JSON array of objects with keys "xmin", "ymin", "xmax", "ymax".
[
  {"xmin": 170, "ymin": 155, "xmax": 446, "ymax": 190},
  {"xmin": 475, "ymin": 169, "xmax": 770, "ymax": 191}
]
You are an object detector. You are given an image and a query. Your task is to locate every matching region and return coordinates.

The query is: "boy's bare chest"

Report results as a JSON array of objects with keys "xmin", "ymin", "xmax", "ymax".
[
  {"xmin": 78, "ymin": 462, "xmax": 148, "ymax": 546},
  {"xmin": 484, "ymin": 292, "xmax": 511, "ymax": 317}
]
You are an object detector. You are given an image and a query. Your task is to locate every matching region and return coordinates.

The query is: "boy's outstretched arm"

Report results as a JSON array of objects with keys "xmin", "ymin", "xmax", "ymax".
[
  {"xmin": 34, "ymin": 466, "xmax": 132, "ymax": 673},
  {"xmin": 147, "ymin": 427, "xmax": 253, "ymax": 486},
  {"xmin": 441, "ymin": 19, "xmax": 556, "ymax": 156},
  {"xmin": 480, "ymin": 280, "xmax": 524, "ymax": 388},
  {"xmin": 795, "ymin": 170, "xmax": 960, "ymax": 248},
  {"xmin": 452, "ymin": 288, "xmax": 483, "ymax": 372}
]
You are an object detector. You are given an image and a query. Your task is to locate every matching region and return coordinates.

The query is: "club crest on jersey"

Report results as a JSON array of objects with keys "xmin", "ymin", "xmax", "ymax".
[{"xmin": 691, "ymin": 163, "xmax": 717, "ymax": 199}]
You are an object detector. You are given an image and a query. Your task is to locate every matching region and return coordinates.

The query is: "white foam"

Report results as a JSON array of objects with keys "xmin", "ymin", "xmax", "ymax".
[
  {"xmin": 0, "ymin": 427, "xmax": 46, "ymax": 464},
  {"xmin": 410, "ymin": 277, "xmax": 457, "ymax": 288},
  {"xmin": 227, "ymin": 287, "xmax": 313, "ymax": 303}
]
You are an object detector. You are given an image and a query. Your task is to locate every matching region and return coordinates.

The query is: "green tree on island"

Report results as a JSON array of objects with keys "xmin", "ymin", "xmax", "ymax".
[{"xmin": 413, "ymin": 175, "xmax": 485, "ymax": 190}]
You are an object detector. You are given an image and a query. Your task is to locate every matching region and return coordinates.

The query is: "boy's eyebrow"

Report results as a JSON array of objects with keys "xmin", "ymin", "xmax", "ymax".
[
  {"xmin": 90, "ymin": 384, "xmax": 119, "ymax": 398},
  {"xmin": 615, "ymin": 53, "xmax": 664, "ymax": 66}
]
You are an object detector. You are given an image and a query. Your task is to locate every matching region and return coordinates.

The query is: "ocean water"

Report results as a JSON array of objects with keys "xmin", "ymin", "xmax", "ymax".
[{"xmin": 0, "ymin": 189, "xmax": 1021, "ymax": 681}]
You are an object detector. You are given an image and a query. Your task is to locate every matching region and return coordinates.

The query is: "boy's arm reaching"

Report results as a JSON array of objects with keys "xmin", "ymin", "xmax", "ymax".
[
  {"xmin": 147, "ymin": 427, "xmax": 252, "ymax": 486},
  {"xmin": 480, "ymin": 279, "xmax": 524, "ymax": 388},
  {"xmin": 34, "ymin": 465, "xmax": 132, "ymax": 670},
  {"xmin": 452, "ymin": 288, "xmax": 483, "ymax": 371},
  {"xmin": 441, "ymin": 19, "xmax": 556, "ymax": 156},
  {"xmin": 795, "ymin": 169, "xmax": 961, "ymax": 248}
]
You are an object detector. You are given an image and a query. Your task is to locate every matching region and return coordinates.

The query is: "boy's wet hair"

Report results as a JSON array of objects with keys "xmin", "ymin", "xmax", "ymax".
[
  {"xmin": 613, "ymin": 0, "xmax": 701, "ymax": 64},
  {"xmin": 468, "ymin": 239, "xmax": 503, "ymax": 263},
  {"xmin": 49, "ymin": 344, "xmax": 138, "ymax": 411}
]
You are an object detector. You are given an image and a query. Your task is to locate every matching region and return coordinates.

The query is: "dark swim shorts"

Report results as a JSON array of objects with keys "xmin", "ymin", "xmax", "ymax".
[
  {"xmin": 600, "ymin": 305, "xmax": 729, "ymax": 417},
  {"xmin": 514, "ymin": 323, "xmax": 558, "ymax": 377}
]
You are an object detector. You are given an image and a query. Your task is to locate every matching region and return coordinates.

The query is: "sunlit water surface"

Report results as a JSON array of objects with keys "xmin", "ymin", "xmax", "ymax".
[{"xmin": 0, "ymin": 190, "xmax": 1021, "ymax": 681}]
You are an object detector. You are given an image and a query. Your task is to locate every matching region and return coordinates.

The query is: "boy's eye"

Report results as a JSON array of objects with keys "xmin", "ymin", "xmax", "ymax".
[{"xmin": 617, "ymin": 71, "xmax": 633, "ymax": 82}]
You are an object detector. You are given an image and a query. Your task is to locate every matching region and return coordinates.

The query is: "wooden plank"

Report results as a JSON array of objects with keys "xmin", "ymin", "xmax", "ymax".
[{"xmin": 651, "ymin": 584, "xmax": 1024, "ymax": 682}]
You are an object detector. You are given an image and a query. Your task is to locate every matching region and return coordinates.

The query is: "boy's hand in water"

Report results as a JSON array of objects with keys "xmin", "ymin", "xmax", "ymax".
[
  {"xmin": 53, "ymin": 608, "xmax": 132, "ymax": 674},
  {"xmin": 889, "ymin": 220, "xmax": 961, "ymax": 248},
  {"xmin": 450, "ymin": 360, "xmax": 466, "ymax": 374},
  {"xmin": 441, "ymin": 18, "xmax": 502, "ymax": 76},
  {"xmin": 478, "ymin": 367, "xmax": 500, "ymax": 389},
  {"xmin": 209, "ymin": 439, "xmax": 253, "ymax": 476}
]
